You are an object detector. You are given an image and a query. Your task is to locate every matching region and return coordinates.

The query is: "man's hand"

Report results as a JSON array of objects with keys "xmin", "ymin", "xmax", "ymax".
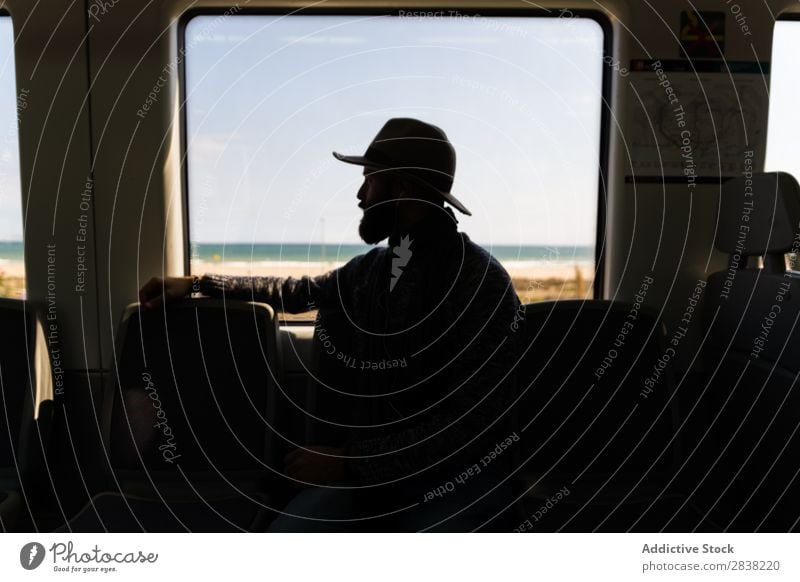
[
  {"xmin": 284, "ymin": 446, "xmax": 346, "ymax": 485},
  {"xmin": 139, "ymin": 276, "xmax": 195, "ymax": 310}
]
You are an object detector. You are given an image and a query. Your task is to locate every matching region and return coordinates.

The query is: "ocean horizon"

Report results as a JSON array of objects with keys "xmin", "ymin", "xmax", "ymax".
[
  {"xmin": 0, "ymin": 241, "xmax": 595, "ymax": 265},
  {"xmin": 189, "ymin": 242, "xmax": 594, "ymax": 264}
]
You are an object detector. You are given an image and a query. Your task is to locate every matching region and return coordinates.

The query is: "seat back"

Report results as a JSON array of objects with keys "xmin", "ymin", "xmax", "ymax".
[
  {"xmin": 303, "ymin": 309, "xmax": 364, "ymax": 446},
  {"xmin": 0, "ymin": 299, "xmax": 53, "ymax": 477},
  {"xmin": 705, "ymin": 172, "xmax": 800, "ymax": 366},
  {"xmin": 0, "ymin": 301, "xmax": 30, "ymax": 478},
  {"xmin": 106, "ymin": 299, "xmax": 281, "ymax": 496},
  {"xmin": 516, "ymin": 300, "xmax": 680, "ymax": 480},
  {"xmin": 698, "ymin": 171, "xmax": 800, "ymax": 530},
  {"xmin": 0, "ymin": 299, "xmax": 54, "ymax": 532}
]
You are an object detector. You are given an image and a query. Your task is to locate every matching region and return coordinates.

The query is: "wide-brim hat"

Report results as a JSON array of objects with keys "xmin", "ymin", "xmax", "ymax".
[{"xmin": 332, "ymin": 117, "xmax": 472, "ymax": 216}]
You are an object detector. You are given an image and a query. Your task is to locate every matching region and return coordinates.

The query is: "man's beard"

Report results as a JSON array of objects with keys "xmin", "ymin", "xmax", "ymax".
[{"xmin": 358, "ymin": 200, "xmax": 397, "ymax": 244}]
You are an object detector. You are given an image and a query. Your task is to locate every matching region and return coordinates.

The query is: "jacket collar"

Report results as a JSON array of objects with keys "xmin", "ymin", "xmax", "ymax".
[{"xmin": 388, "ymin": 206, "xmax": 459, "ymax": 249}]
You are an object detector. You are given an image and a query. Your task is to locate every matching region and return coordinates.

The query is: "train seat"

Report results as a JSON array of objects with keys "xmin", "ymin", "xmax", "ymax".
[
  {"xmin": 0, "ymin": 299, "xmax": 54, "ymax": 531},
  {"xmin": 65, "ymin": 299, "xmax": 282, "ymax": 532},
  {"xmin": 694, "ymin": 171, "xmax": 800, "ymax": 531},
  {"xmin": 513, "ymin": 299, "xmax": 698, "ymax": 531}
]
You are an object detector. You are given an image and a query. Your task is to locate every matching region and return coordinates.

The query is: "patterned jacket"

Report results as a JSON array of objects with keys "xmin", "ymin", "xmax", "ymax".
[{"xmin": 198, "ymin": 208, "xmax": 521, "ymax": 497}]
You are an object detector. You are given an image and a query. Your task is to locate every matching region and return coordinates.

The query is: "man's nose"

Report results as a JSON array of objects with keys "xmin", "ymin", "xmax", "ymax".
[{"xmin": 357, "ymin": 181, "xmax": 367, "ymax": 203}]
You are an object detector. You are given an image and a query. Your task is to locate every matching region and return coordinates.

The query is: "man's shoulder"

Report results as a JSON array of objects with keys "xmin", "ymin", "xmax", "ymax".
[
  {"xmin": 458, "ymin": 233, "xmax": 514, "ymax": 284},
  {"xmin": 341, "ymin": 245, "xmax": 388, "ymax": 266}
]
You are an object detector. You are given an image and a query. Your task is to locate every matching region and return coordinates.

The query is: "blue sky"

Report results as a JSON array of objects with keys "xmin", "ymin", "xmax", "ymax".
[
  {"xmin": 0, "ymin": 18, "xmax": 22, "ymax": 241},
  {"xmin": 765, "ymin": 22, "xmax": 800, "ymax": 179},
  {"xmin": 0, "ymin": 17, "xmax": 797, "ymax": 248},
  {"xmin": 184, "ymin": 14, "xmax": 604, "ymax": 247}
]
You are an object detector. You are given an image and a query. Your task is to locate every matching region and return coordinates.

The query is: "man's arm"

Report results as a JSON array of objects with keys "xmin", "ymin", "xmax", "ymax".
[
  {"xmin": 139, "ymin": 252, "xmax": 380, "ymax": 313},
  {"xmin": 197, "ymin": 269, "xmax": 345, "ymax": 314},
  {"xmin": 195, "ymin": 249, "xmax": 386, "ymax": 313}
]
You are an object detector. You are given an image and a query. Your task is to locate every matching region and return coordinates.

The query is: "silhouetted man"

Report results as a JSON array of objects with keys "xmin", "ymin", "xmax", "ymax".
[{"xmin": 140, "ymin": 118, "xmax": 521, "ymax": 531}]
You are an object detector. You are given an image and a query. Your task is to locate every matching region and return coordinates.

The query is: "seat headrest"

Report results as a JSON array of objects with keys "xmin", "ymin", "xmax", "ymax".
[{"xmin": 716, "ymin": 172, "xmax": 800, "ymax": 255}]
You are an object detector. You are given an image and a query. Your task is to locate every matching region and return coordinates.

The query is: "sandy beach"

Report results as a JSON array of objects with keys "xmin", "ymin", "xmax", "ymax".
[
  {"xmin": 0, "ymin": 259, "xmax": 24, "ymax": 298},
  {"xmin": 191, "ymin": 259, "xmax": 594, "ymax": 280},
  {"xmin": 0, "ymin": 259, "xmax": 23, "ymax": 278},
  {"xmin": 0, "ymin": 258, "xmax": 596, "ymax": 303},
  {"xmin": 193, "ymin": 259, "xmax": 596, "ymax": 303}
]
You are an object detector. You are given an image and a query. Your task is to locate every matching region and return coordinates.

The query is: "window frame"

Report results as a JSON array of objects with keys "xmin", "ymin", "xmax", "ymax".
[
  {"xmin": 0, "ymin": 10, "xmax": 27, "ymax": 300},
  {"xmin": 767, "ymin": 14, "xmax": 800, "ymax": 274},
  {"xmin": 766, "ymin": 14, "xmax": 800, "ymax": 171},
  {"xmin": 178, "ymin": 6, "xmax": 613, "ymax": 311}
]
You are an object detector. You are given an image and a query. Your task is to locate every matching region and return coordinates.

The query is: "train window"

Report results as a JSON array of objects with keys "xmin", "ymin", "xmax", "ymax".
[
  {"xmin": 0, "ymin": 16, "xmax": 24, "ymax": 299},
  {"xmin": 184, "ymin": 13, "xmax": 604, "ymax": 319},
  {"xmin": 765, "ymin": 20, "xmax": 800, "ymax": 272}
]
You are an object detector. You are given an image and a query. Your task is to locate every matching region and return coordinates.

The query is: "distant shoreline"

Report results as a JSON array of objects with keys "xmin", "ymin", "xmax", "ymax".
[
  {"xmin": 0, "ymin": 258, "xmax": 595, "ymax": 282},
  {"xmin": 191, "ymin": 259, "xmax": 595, "ymax": 281},
  {"xmin": 0, "ymin": 257, "xmax": 594, "ymax": 302},
  {"xmin": 0, "ymin": 241, "xmax": 595, "ymax": 263}
]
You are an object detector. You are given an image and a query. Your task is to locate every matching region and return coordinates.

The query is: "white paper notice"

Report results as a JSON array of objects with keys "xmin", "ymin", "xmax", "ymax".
[{"xmin": 627, "ymin": 71, "xmax": 767, "ymax": 178}]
